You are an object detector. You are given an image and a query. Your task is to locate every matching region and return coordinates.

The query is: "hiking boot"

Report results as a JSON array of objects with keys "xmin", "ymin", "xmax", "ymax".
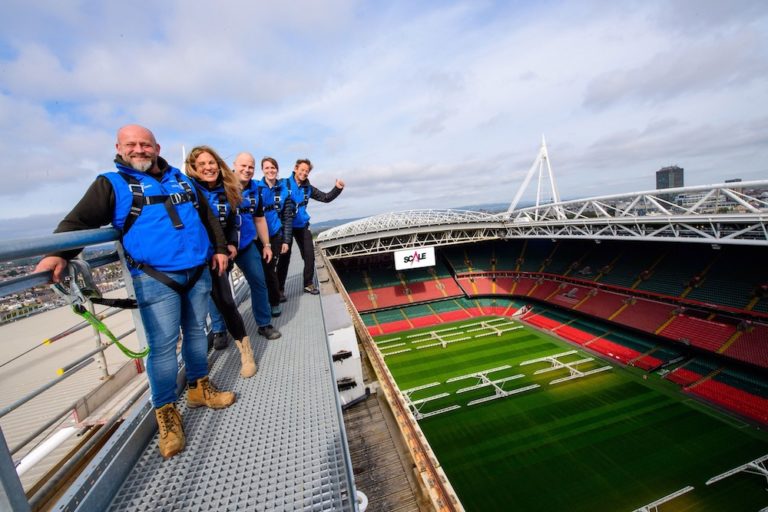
[
  {"xmin": 278, "ymin": 290, "xmax": 287, "ymax": 303},
  {"xmin": 271, "ymin": 305, "xmax": 282, "ymax": 317},
  {"xmin": 258, "ymin": 325, "xmax": 282, "ymax": 340},
  {"xmin": 304, "ymin": 284, "xmax": 320, "ymax": 295},
  {"xmin": 187, "ymin": 376, "xmax": 235, "ymax": 409},
  {"xmin": 235, "ymin": 336, "xmax": 257, "ymax": 378},
  {"xmin": 155, "ymin": 403, "xmax": 184, "ymax": 459},
  {"xmin": 212, "ymin": 332, "xmax": 228, "ymax": 350}
]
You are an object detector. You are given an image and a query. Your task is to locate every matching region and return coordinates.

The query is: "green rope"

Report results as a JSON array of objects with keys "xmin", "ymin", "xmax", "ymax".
[{"xmin": 74, "ymin": 305, "xmax": 149, "ymax": 359}]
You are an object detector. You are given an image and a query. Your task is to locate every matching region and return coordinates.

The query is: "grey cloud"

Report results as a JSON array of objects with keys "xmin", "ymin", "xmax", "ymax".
[
  {"xmin": 584, "ymin": 33, "xmax": 768, "ymax": 109},
  {"xmin": 410, "ymin": 110, "xmax": 453, "ymax": 136},
  {"xmin": 652, "ymin": 0, "xmax": 768, "ymax": 33}
]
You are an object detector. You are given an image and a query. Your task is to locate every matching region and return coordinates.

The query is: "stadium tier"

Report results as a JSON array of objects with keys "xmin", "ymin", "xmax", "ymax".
[
  {"xmin": 611, "ymin": 299, "xmax": 676, "ymax": 333},
  {"xmin": 721, "ymin": 324, "xmax": 768, "ymax": 368},
  {"xmin": 573, "ymin": 290, "xmax": 627, "ymax": 318},
  {"xmin": 333, "ymin": 238, "xmax": 768, "ymax": 374}
]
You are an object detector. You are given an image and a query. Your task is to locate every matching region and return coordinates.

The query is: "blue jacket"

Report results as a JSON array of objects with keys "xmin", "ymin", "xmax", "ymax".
[
  {"xmin": 102, "ymin": 163, "xmax": 210, "ymax": 275},
  {"xmin": 257, "ymin": 177, "xmax": 290, "ymax": 238},
  {"xmin": 237, "ymin": 180, "xmax": 261, "ymax": 249},
  {"xmin": 191, "ymin": 179, "xmax": 253, "ymax": 253},
  {"xmin": 286, "ymin": 173, "xmax": 342, "ymax": 230}
]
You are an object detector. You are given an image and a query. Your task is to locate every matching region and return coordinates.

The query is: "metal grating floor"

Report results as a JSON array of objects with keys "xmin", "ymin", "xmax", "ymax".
[{"xmin": 107, "ymin": 257, "xmax": 355, "ymax": 511}]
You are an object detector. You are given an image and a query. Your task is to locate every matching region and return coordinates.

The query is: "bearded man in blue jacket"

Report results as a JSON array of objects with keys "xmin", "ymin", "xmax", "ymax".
[{"xmin": 35, "ymin": 125, "xmax": 235, "ymax": 459}]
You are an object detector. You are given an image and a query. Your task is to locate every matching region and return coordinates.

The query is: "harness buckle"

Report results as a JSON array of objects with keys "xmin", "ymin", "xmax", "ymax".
[{"xmin": 169, "ymin": 192, "xmax": 184, "ymax": 205}]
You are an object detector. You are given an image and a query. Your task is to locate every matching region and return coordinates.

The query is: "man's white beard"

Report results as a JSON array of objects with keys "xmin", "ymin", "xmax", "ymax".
[{"xmin": 131, "ymin": 159, "xmax": 154, "ymax": 172}]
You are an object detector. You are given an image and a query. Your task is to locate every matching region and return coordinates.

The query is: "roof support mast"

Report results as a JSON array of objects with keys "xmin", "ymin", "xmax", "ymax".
[{"xmin": 507, "ymin": 136, "xmax": 563, "ymax": 219}]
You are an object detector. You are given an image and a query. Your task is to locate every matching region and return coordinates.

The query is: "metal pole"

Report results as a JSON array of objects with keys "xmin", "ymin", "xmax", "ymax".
[
  {"xmin": 0, "ymin": 426, "xmax": 30, "ymax": 512},
  {"xmin": 87, "ymin": 299, "xmax": 111, "ymax": 380}
]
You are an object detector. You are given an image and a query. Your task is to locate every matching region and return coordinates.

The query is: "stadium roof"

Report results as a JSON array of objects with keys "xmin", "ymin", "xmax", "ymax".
[{"xmin": 318, "ymin": 181, "xmax": 768, "ymax": 259}]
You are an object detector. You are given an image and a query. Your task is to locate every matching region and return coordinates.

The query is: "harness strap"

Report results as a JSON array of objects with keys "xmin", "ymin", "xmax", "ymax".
[
  {"xmin": 237, "ymin": 186, "xmax": 258, "ymax": 215},
  {"xmin": 90, "ymin": 297, "xmax": 138, "ymax": 309},
  {"xmin": 216, "ymin": 192, "xmax": 228, "ymax": 228},
  {"xmin": 286, "ymin": 178, "xmax": 309, "ymax": 209},
  {"xmin": 118, "ymin": 172, "xmax": 198, "ymax": 235},
  {"xmin": 125, "ymin": 253, "xmax": 205, "ymax": 295}
]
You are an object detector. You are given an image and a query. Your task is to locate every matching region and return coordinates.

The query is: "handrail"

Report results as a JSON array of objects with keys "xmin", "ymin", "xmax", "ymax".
[
  {"xmin": 0, "ymin": 251, "xmax": 120, "ymax": 298},
  {"xmin": 0, "ymin": 228, "xmax": 119, "ymax": 262},
  {"xmin": 0, "ymin": 228, "xmax": 140, "ymax": 508}
]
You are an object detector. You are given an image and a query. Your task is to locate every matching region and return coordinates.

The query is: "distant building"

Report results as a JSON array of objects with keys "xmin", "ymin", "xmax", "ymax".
[{"xmin": 656, "ymin": 165, "xmax": 684, "ymax": 190}]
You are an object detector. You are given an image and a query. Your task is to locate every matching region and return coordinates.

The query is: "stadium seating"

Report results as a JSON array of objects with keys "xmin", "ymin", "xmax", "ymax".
[
  {"xmin": 586, "ymin": 337, "xmax": 642, "ymax": 364},
  {"xmin": 518, "ymin": 240, "xmax": 555, "ymax": 272},
  {"xmin": 573, "ymin": 290, "xmax": 627, "ymax": 319},
  {"xmin": 553, "ymin": 324, "xmax": 596, "ymax": 345},
  {"xmin": 659, "ymin": 315, "xmax": 736, "ymax": 352},
  {"xmin": 635, "ymin": 250, "xmax": 709, "ymax": 297},
  {"xmin": 721, "ymin": 324, "xmax": 768, "ymax": 368},
  {"xmin": 666, "ymin": 366, "xmax": 702, "ymax": 387},
  {"xmin": 548, "ymin": 283, "xmax": 591, "ymax": 309},
  {"xmin": 612, "ymin": 299, "xmax": 675, "ymax": 334},
  {"xmin": 527, "ymin": 279, "xmax": 561, "ymax": 301},
  {"xmin": 689, "ymin": 380, "xmax": 768, "ymax": 424},
  {"xmin": 573, "ymin": 244, "xmax": 623, "ymax": 283}
]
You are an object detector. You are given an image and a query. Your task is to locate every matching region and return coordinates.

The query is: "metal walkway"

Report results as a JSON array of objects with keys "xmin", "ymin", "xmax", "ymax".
[{"xmin": 54, "ymin": 253, "xmax": 357, "ymax": 511}]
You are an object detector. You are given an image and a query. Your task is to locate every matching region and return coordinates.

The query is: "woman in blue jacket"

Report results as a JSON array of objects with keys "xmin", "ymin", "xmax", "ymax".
[
  {"xmin": 254, "ymin": 157, "xmax": 294, "ymax": 316},
  {"xmin": 186, "ymin": 146, "xmax": 280, "ymax": 377}
]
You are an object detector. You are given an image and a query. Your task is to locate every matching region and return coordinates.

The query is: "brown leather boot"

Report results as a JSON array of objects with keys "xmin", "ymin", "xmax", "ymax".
[
  {"xmin": 186, "ymin": 376, "xmax": 236, "ymax": 409},
  {"xmin": 235, "ymin": 336, "xmax": 257, "ymax": 378},
  {"xmin": 155, "ymin": 403, "xmax": 184, "ymax": 459}
]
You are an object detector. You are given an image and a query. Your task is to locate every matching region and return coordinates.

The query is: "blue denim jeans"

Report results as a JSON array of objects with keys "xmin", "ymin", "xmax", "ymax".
[
  {"xmin": 208, "ymin": 297, "xmax": 226, "ymax": 333},
  {"xmin": 234, "ymin": 241, "xmax": 271, "ymax": 327},
  {"xmin": 133, "ymin": 268, "xmax": 211, "ymax": 407}
]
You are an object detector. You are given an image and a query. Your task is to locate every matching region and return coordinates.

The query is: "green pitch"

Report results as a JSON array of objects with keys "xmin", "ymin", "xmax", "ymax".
[{"xmin": 376, "ymin": 317, "xmax": 768, "ymax": 512}]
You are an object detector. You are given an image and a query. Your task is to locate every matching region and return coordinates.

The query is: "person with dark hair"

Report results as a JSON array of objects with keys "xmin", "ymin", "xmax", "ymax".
[
  {"xmin": 277, "ymin": 159, "xmax": 344, "ymax": 297},
  {"xmin": 34, "ymin": 125, "xmax": 235, "ymax": 459},
  {"xmin": 254, "ymin": 156, "xmax": 294, "ymax": 316}
]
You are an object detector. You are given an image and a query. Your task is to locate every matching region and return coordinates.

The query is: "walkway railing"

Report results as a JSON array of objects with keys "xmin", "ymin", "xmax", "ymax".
[{"xmin": 0, "ymin": 229, "xmax": 147, "ymax": 511}]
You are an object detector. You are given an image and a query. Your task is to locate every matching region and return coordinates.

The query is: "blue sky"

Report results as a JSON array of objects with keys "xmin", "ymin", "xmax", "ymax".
[{"xmin": 0, "ymin": 0, "xmax": 766, "ymax": 239}]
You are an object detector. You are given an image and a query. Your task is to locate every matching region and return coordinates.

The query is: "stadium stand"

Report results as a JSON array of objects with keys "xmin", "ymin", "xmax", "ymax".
[
  {"xmin": 549, "ymin": 283, "xmax": 591, "ymax": 309},
  {"xmin": 634, "ymin": 249, "xmax": 709, "ymax": 296},
  {"xmin": 527, "ymin": 278, "xmax": 561, "ymax": 301},
  {"xmin": 721, "ymin": 324, "xmax": 768, "ymax": 368},
  {"xmin": 573, "ymin": 243, "xmax": 623, "ymax": 283},
  {"xmin": 666, "ymin": 365, "xmax": 702, "ymax": 387},
  {"xmin": 688, "ymin": 380, "xmax": 768, "ymax": 424},
  {"xmin": 573, "ymin": 289, "xmax": 626, "ymax": 319},
  {"xmin": 611, "ymin": 299, "xmax": 675, "ymax": 334},
  {"xmin": 693, "ymin": 246, "xmax": 767, "ymax": 302},
  {"xmin": 541, "ymin": 240, "xmax": 589, "ymax": 275},
  {"xmin": 659, "ymin": 314, "xmax": 736, "ymax": 352},
  {"xmin": 518, "ymin": 240, "xmax": 553, "ymax": 272},
  {"xmin": 337, "ymin": 238, "xmax": 768, "ymax": 373}
]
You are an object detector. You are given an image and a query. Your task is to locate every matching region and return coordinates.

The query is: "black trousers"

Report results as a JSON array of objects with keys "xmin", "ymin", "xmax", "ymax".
[
  {"xmin": 278, "ymin": 227, "xmax": 315, "ymax": 290},
  {"xmin": 209, "ymin": 267, "xmax": 246, "ymax": 340},
  {"xmin": 256, "ymin": 234, "xmax": 282, "ymax": 307}
]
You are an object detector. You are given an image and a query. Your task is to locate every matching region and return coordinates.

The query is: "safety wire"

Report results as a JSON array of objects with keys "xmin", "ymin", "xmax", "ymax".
[{"xmin": 71, "ymin": 303, "xmax": 148, "ymax": 359}]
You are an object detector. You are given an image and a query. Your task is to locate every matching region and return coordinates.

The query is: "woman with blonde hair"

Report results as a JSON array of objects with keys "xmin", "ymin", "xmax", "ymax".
[{"xmin": 185, "ymin": 146, "xmax": 280, "ymax": 378}]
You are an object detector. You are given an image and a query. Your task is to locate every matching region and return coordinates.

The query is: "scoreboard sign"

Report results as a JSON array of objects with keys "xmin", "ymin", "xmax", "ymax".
[{"xmin": 394, "ymin": 246, "xmax": 436, "ymax": 270}]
